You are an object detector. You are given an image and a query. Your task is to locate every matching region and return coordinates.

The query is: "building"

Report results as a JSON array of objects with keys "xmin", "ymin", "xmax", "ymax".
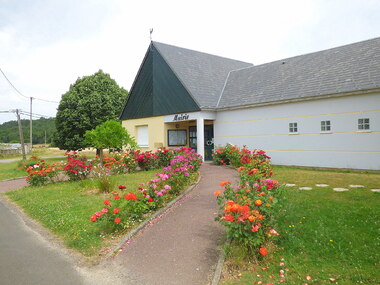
[{"xmin": 120, "ymin": 38, "xmax": 380, "ymax": 170}]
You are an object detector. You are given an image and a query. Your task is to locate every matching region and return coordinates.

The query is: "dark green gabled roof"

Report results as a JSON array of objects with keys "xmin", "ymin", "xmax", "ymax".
[
  {"xmin": 120, "ymin": 42, "xmax": 253, "ymax": 120},
  {"xmin": 120, "ymin": 44, "xmax": 201, "ymax": 120}
]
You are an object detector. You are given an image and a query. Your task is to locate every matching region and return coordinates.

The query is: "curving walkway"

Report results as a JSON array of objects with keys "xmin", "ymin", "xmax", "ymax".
[{"xmin": 101, "ymin": 163, "xmax": 238, "ymax": 285}]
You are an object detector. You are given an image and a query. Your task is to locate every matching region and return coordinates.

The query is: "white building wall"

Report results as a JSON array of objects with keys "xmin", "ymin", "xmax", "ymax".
[{"xmin": 214, "ymin": 93, "xmax": 380, "ymax": 170}]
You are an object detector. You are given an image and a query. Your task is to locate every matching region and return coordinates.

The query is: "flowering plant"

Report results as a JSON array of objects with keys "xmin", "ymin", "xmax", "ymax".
[
  {"xmin": 26, "ymin": 160, "xmax": 60, "ymax": 186},
  {"xmin": 63, "ymin": 152, "xmax": 93, "ymax": 181},
  {"xmin": 214, "ymin": 146, "xmax": 284, "ymax": 256},
  {"xmin": 134, "ymin": 150, "xmax": 158, "ymax": 170}
]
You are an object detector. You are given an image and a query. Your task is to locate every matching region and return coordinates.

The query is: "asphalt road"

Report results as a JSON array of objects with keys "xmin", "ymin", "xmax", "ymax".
[{"xmin": 0, "ymin": 199, "xmax": 86, "ymax": 285}]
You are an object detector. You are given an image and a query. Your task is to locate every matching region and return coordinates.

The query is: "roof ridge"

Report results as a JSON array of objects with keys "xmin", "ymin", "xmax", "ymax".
[
  {"xmin": 216, "ymin": 65, "xmax": 254, "ymax": 108},
  {"xmin": 152, "ymin": 41, "xmax": 252, "ymax": 65},
  {"xmin": 251, "ymin": 36, "xmax": 380, "ymax": 69}
]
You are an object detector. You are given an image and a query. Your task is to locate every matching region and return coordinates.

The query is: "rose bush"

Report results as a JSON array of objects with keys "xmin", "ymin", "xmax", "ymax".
[{"xmin": 214, "ymin": 145, "xmax": 284, "ymax": 256}]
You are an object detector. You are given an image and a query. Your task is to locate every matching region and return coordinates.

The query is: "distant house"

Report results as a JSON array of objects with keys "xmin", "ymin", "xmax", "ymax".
[{"xmin": 120, "ymin": 38, "xmax": 380, "ymax": 170}]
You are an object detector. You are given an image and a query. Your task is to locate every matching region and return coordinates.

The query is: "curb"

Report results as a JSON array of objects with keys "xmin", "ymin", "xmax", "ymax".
[
  {"xmin": 103, "ymin": 175, "xmax": 202, "ymax": 260},
  {"xmin": 0, "ymin": 176, "xmax": 26, "ymax": 182},
  {"xmin": 211, "ymin": 237, "xmax": 231, "ymax": 285}
]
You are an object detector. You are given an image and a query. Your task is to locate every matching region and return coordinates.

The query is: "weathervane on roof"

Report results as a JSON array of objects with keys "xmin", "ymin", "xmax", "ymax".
[{"xmin": 150, "ymin": 28, "xmax": 154, "ymax": 41}]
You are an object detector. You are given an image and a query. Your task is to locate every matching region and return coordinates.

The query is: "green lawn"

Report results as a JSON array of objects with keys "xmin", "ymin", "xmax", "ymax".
[
  {"xmin": 0, "ymin": 157, "xmax": 65, "ymax": 181},
  {"xmin": 221, "ymin": 166, "xmax": 380, "ymax": 285},
  {"xmin": 5, "ymin": 170, "xmax": 157, "ymax": 257}
]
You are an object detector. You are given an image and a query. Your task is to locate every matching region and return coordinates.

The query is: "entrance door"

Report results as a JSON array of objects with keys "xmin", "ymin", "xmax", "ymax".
[
  {"xmin": 188, "ymin": 125, "xmax": 214, "ymax": 160},
  {"xmin": 204, "ymin": 125, "xmax": 214, "ymax": 161}
]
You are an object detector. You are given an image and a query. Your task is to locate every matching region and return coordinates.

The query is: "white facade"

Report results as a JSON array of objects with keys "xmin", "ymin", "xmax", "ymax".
[{"xmin": 214, "ymin": 93, "xmax": 380, "ymax": 170}]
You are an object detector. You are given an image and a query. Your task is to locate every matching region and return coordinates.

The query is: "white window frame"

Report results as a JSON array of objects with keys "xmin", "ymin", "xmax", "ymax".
[
  {"xmin": 321, "ymin": 120, "xmax": 331, "ymax": 133},
  {"xmin": 289, "ymin": 122, "xmax": 298, "ymax": 134},
  {"xmin": 136, "ymin": 125, "xmax": 149, "ymax": 147}
]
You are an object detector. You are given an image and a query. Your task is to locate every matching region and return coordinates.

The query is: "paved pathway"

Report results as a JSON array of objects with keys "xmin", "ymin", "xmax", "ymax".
[{"xmin": 101, "ymin": 163, "xmax": 238, "ymax": 285}]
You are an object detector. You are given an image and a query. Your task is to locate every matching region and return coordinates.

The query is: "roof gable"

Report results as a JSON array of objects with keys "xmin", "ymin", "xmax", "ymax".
[
  {"xmin": 218, "ymin": 37, "xmax": 380, "ymax": 108},
  {"xmin": 120, "ymin": 44, "xmax": 200, "ymax": 120}
]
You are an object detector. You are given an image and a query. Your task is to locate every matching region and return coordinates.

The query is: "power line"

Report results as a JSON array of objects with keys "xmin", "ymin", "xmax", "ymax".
[
  {"xmin": 0, "ymin": 67, "xmax": 59, "ymax": 103},
  {"xmin": 0, "ymin": 67, "xmax": 29, "ymax": 99}
]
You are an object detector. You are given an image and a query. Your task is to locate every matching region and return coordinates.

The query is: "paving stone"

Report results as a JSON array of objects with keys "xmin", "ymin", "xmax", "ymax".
[
  {"xmin": 285, "ymin": 183, "xmax": 296, "ymax": 187},
  {"xmin": 333, "ymin": 188, "xmax": 349, "ymax": 192},
  {"xmin": 349, "ymin": 185, "xmax": 364, "ymax": 188},
  {"xmin": 371, "ymin": 189, "xmax": 380, "ymax": 193},
  {"xmin": 299, "ymin": 187, "xmax": 312, "ymax": 190},
  {"xmin": 315, "ymin": 184, "xmax": 329, "ymax": 187}
]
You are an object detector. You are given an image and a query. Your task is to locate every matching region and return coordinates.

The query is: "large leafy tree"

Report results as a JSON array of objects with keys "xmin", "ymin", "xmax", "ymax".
[{"xmin": 54, "ymin": 70, "xmax": 128, "ymax": 150}]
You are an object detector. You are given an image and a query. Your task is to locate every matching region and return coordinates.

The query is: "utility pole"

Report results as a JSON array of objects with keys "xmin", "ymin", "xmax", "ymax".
[
  {"xmin": 16, "ymin": 109, "xmax": 26, "ymax": 160},
  {"xmin": 30, "ymin": 97, "xmax": 33, "ymax": 154}
]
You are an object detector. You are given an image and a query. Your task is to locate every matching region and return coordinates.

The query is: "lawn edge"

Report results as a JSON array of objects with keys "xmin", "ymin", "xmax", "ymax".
[{"xmin": 102, "ymin": 175, "xmax": 202, "ymax": 261}]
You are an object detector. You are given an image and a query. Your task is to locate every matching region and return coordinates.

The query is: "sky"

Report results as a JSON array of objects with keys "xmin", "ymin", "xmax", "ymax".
[{"xmin": 0, "ymin": 0, "xmax": 379, "ymax": 124}]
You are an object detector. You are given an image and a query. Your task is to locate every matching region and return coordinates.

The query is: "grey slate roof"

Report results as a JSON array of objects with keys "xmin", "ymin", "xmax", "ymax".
[
  {"xmin": 152, "ymin": 42, "xmax": 253, "ymax": 108},
  {"xmin": 218, "ymin": 37, "xmax": 380, "ymax": 108}
]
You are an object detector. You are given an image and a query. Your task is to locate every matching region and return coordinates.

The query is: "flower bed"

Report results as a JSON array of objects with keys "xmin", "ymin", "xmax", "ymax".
[
  {"xmin": 214, "ymin": 144, "xmax": 284, "ymax": 257},
  {"xmin": 90, "ymin": 147, "xmax": 202, "ymax": 233}
]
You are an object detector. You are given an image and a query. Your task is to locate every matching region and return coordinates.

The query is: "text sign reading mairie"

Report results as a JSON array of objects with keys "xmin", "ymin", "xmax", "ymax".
[{"xmin": 173, "ymin": 113, "xmax": 190, "ymax": 122}]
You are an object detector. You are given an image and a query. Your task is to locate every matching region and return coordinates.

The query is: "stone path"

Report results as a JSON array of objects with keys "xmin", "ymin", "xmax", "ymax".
[
  {"xmin": 284, "ymin": 183, "xmax": 379, "ymax": 193},
  {"xmin": 99, "ymin": 163, "xmax": 238, "ymax": 285}
]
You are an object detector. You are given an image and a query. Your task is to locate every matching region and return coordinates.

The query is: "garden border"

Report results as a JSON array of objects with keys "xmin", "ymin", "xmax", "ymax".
[{"xmin": 102, "ymin": 175, "xmax": 202, "ymax": 260}]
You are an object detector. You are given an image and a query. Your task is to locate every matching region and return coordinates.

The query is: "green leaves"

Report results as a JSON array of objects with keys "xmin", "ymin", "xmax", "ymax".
[
  {"xmin": 85, "ymin": 120, "xmax": 136, "ymax": 150},
  {"xmin": 54, "ymin": 70, "xmax": 129, "ymax": 150}
]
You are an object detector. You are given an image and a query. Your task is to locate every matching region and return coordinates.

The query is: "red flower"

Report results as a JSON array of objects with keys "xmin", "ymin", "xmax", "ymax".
[
  {"xmin": 118, "ymin": 185, "xmax": 126, "ymax": 189},
  {"xmin": 224, "ymin": 215, "xmax": 234, "ymax": 222},
  {"xmin": 259, "ymin": 247, "xmax": 268, "ymax": 256},
  {"xmin": 103, "ymin": 200, "xmax": 111, "ymax": 205},
  {"xmin": 124, "ymin": 192, "xmax": 137, "ymax": 200},
  {"xmin": 113, "ymin": 208, "xmax": 120, "ymax": 214},
  {"xmin": 114, "ymin": 218, "xmax": 121, "ymax": 224},
  {"xmin": 147, "ymin": 198, "xmax": 153, "ymax": 202},
  {"xmin": 114, "ymin": 195, "xmax": 120, "ymax": 200},
  {"xmin": 90, "ymin": 215, "xmax": 97, "ymax": 222},
  {"xmin": 101, "ymin": 208, "xmax": 108, "ymax": 214},
  {"xmin": 251, "ymin": 225, "xmax": 260, "ymax": 232}
]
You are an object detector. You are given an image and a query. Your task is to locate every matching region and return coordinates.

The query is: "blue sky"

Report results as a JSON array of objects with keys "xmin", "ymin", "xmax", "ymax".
[{"xmin": 1, "ymin": 0, "xmax": 379, "ymax": 123}]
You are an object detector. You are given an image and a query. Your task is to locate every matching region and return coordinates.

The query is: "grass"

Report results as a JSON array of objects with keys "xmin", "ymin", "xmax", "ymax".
[
  {"xmin": 0, "ymin": 157, "xmax": 65, "ymax": 181},
  {"xmin": 221, "ymin": 166, "xmax": 380, "ymax": 285},
  {"xmin": 5, "ymin": 170, "xmax": 157, "ymax": 258}
]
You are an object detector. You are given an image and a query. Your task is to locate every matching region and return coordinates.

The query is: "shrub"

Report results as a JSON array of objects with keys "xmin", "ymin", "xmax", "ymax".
[
  {"xmin": 63, "ymin": 152, "xmax": 93, "ymax": 181},
  {"xmin": 26, "ymin": 160, "xmax": 60, "ymax": 186},
  {"xmin": 214, "ymin": 145, "xmax": 284, "ymax": 256}
]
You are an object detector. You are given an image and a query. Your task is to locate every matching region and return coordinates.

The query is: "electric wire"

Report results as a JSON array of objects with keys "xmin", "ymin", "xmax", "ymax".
[{"xmin": 0, "ymin": 67, "xmax": 59, "ymax": 103}]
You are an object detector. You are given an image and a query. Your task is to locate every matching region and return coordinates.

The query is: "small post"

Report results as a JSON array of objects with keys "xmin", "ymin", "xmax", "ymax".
[
  {"xmin": 30, "ymin": 97, "xmax": 33, "ymax": 154},
  {"xmin": 16, "ymin": 109, "xmax": 26, "ymax": 160}
]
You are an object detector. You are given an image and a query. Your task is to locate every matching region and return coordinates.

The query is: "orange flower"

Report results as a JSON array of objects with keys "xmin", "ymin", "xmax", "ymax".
[
  {"xmin": 220, "ymin": 181, "xmax": 231, "ymax": 187},
  {"xmin": 255, "ymin": 200, "xmax": 263, "ymax": 206},
  {"xmin": 237, "ymin": 166, "xmax": 246, "ymax": 172},
  {"xmin": 258, "ymin": 214, "xmax": 264, "ymax": 220},
  {"xmin": 248, "ymin": 216, "xmax": 256, "ymax": 222},
  {"xmin": 258, "ymin": 192, "xmax": 265, "ymax": 196},
  {"xmin": 248, "ymin": 168, "xmax": 258, "ymax": 175},
  {"xmin": 259, "ymin": 247, "xmax": 268, "ymax": 256},
  {"xmin": 214, "ymin": 190, "xmax": 221, "ymax": 196},
  {"xmin": 114, "ymin": 218, "xmax": 121, "ymax": 224}
]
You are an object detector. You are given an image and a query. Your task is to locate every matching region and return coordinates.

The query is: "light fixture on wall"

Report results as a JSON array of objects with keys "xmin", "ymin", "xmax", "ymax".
[{"xmin": 175, "ymin": 124, "xmax": 180, "ymax": 129}]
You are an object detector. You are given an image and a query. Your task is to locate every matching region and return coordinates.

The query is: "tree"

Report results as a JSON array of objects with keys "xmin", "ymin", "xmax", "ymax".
[
  {"xmin": 85, "ymin": 120, "xmax": 136, "ymax": 162},
  {"xmin": 54, "ymin": 70, "xmax": 128, "ymax": 150}
]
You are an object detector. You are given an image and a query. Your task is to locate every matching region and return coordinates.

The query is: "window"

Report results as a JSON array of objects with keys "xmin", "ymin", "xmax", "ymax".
[
  {"xmin": 358, "ymin": 118, "xmax": 370, "ymax": 130},
  {"xmin": 289, "ymin": 122, "xmax": 298, "ymax": 133},
  {"xmin": 168, "ymin": 130, "xmax": 187, "ymax": 146},
  {"xmin": 321, "ymin": 120, "xmax": 331, "ymax": 132},
  {"xmin": 136, "ymin": 125, "xmax": 148, "ymax": 147}
]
